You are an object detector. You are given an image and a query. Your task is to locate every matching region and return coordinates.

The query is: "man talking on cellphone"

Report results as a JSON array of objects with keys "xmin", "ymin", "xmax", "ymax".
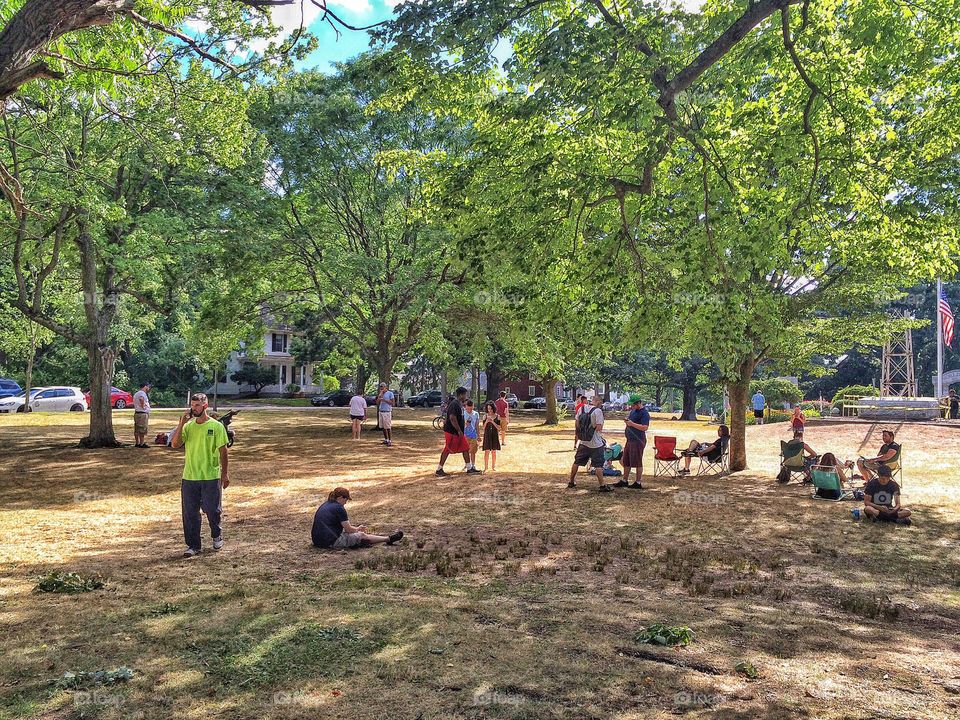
[{"xmin": 171, "ymin": 393, "xmax": 230, "ymax": 558}]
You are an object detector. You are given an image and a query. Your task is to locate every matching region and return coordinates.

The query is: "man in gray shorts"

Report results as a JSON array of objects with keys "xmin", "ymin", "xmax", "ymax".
[
  {"xmin": 311, "ymin": 487, "xmax": 403, "ymax": 549},
  {"xmin": 133, "ymin": 382, "xmax": 151, "ymax": 448}
]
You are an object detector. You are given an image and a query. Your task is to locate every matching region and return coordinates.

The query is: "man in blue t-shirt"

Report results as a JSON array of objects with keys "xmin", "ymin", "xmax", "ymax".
[
  {"xmin": 311, "ymin": 487, "xmax": 404, "ymax": 549},
  {"xmin": 751, "ymin": 390, "xmax": 766, "ymax": 425},
  {"xmin": 615, "ymin": 394, "xmax": 649, "ymax": 490}
]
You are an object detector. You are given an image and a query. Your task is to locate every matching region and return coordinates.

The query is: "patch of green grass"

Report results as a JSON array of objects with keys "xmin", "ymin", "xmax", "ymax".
[{"xmin": 192, "ymin": 622, "xmax": 387, "ymax": 688}]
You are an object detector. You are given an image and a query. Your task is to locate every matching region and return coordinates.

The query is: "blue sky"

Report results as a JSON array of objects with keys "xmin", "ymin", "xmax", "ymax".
[{"xmin": 282, "ymin": 0, "xmax": 396, "ymax": 73}]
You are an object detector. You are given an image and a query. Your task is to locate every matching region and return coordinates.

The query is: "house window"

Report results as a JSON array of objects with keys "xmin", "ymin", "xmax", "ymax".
[
  {"xmin": 529, "ymin": 385, "xmax": 536, "ymax": 397},
  {"xmin": 529, "ymin": 372, "xmax": 535, "ymax": 381},
  {"xmin": 280, "ymin": 365, "xmax": 287, "ymax": 384},
  {"xmin": 272, "ymin": 333, "xmax": 287, "ymax": 353}
]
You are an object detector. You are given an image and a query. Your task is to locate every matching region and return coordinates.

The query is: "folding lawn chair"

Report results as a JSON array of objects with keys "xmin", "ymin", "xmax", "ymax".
[
  {"xmin": 653, "ymin": 436, "xmax": 681, "ymax": 478},
  {"xmin": 780, "ymin": 440, "xmax": 809, "ymax": 483},
  {"xmin": 697, "ymin": 436, "xmax": 729, "ymax": 476},
  {"xmin": 810, "ymin": 466, "xmax": 855, "ymax": 501},
  {"xmin": 884, "ymin": 445, "xmax": 903, "ymax": 486}
]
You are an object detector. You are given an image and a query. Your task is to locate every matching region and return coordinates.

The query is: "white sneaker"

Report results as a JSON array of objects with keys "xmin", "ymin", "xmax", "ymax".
[
  {"xmin": 183, "ymin": 548, "xmax": 199, "ymax": 558},
  {"xmin": 212, "ymin": 537, "xmax": 223, "ymax": 550}
]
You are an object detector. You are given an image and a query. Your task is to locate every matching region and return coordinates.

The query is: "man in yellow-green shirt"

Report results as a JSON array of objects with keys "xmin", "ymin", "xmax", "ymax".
[{"xmin": 171, "ymin": 393, "xmax": 230, "ymax": 558}]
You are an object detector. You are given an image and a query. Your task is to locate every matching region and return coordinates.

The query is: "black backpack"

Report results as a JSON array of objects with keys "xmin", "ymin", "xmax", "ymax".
[{"xmin": 576, "ymin": 407, "xmax": 597, "ymax": 441}]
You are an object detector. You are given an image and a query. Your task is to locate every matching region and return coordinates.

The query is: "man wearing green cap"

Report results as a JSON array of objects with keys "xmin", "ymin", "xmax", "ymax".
[{"xmin": 615, "ymin": 394, "xmax": 649, "ymax": 489}]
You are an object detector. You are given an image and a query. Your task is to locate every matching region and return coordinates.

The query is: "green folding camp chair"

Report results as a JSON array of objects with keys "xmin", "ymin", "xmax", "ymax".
[
  {"xmin": 810, "ymin": 466, "xmax": 854, "ymax": 501},
  {"xmin": 780, "ymin": 440, "xmax": 808, "ymax": 483}
]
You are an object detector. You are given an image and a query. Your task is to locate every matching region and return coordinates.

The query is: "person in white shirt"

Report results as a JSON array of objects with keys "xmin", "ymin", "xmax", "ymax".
[
  {"xmin": 133, "ymin": 383, "xmax": 151, "ymax": 448},
  {"xmin": 349, "ymin": 390, "xmax": 367, "ymax": 440},
  {"xmin": 375, "ymin": 383, "xmax": 395, "ymax": 446}
]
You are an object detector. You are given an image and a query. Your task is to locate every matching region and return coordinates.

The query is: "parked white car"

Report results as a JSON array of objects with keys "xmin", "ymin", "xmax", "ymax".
[{"xmin": 0, "ymin": 386, "xmax": 88, "ymax": 413}]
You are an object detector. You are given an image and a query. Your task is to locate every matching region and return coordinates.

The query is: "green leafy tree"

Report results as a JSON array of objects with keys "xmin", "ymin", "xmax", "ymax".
[
  {"xmin": 380, "ymin": 0, "xmax": 960, "ymax": 470},
  {"xmin": 230, "ymin": 364, "xmax": 275, "ymax": 397},
  {"xmin": 248, "ymin": 61, "xmax": 469, "ymax": 386}
]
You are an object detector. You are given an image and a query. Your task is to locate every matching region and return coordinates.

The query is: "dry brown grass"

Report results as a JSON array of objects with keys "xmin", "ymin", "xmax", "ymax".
[{"xmin": 1, "ymin": 409, "xmax": 959, "ymax": 719}]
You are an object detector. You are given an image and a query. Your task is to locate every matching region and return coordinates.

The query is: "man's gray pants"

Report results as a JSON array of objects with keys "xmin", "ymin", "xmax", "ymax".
[{"xmin": 181, "ymin": 479, "xmax": 222, "ymax": 550}]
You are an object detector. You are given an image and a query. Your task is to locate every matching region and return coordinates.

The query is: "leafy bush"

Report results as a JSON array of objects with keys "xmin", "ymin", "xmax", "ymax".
[
  {"xmin": 36, "ymin": 571, "xmax": 103, "ymax": 594},
  {"xmin": 746, "ymin": 408, "xmax": 820, "ymax": 425},
  {"xmin": 634, "ymin": 624, "xmax": 695, "ymax": 646},
  {"xmin": 55, "ymin": 667, "xmax": 133, "ymax": 689},
  {"xmin": 831, "ymin": 385, "xmax": 876, "ymax": 409},
  {"xmin": 735, "ymin": 661, "xmax": 760, "ymax": 679},
  {"xmin": 230, "ymin": 365, "xmax": 276, "ymax": 397},
  {"xmin": 149, "ymin": 388, "xmax": 179, "ymax": 408},
  {"xmin": 284, "ymin": 383, "xmax": 301, "ymax": 395},
  {"xmin": 750, "ymin": 378, "xmax": 803, "ymax": 408}
]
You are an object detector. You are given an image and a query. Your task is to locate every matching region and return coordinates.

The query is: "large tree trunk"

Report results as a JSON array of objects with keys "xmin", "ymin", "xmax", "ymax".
[
  {"xmin": 77, "ymin": 206, "xmax": 119, "ymax": 448},
  {"xmin": 726, "ymin": 356, "xmax": 756, "ymax": 472},
  {"xmin": 470, "ymin": 365, "xmax": 478, "ymax": 405},
  {"xmin": 485, "ymin": 362, "xmax": 503, "ymax": 404},
  {"xmin": 80, "ymin": 344, "xmax": 119, "ymax": 447},
  {"xmin": 679, "ymin": 382, "xmax": 698, "ymax": 420},
  {"xmin": 544, "ymin": 376, "xmax": 559, "ymax": 425}
]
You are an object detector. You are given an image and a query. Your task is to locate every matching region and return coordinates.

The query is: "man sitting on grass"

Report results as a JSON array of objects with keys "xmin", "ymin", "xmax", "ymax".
[
  {"xmin": 312, "ymin": 487, "xmax": 404, "ymax": 549},
  {"xmin": 862, "ymin": 465, "xmax": 911, "ymax": 525}
]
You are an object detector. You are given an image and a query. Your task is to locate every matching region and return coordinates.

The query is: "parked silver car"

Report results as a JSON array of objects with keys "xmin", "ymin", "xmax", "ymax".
[{"xmin": 0, "ymin": 386, "xmax": 88, "ymax": 413}]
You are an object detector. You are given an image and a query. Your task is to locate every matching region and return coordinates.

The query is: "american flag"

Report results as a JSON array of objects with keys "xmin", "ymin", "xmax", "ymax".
[{"xmin": 940, "ymin": 289, "xmax": 955, "ymax": 348}]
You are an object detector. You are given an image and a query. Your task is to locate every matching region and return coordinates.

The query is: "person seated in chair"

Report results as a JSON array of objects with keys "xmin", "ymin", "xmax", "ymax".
[
  {"xmin": 862, "ymin": 465, "xmax": 911, "ymax": 525},
  {"xmin": 855, "ymin": 429, "xmax": 899, "ymax": 481},
  {"xmin": 818, "ymin": 452, "xmax": 855, "ymax": 486},
  {"xmin": 680, "ymin": 425, "xmax": 729, "ymax": 474},
  {"xmin": 781, "ymin": 429, "xmax": 818, "ymax": 481}
]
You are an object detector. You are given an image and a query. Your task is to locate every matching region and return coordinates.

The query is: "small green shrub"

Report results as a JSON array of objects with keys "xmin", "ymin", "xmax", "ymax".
[
  {"xmin": 831, "ymin": 385, "xmax": 876, "ymax": 409},
  {"xmin": 55, "ymin": 667, "xmax": 133, "ymax": 689},
  {"xmin": 36, "ymin": 571, "xmax": 103, "ymax": 594},
  {"xmin": 735, "ymin": 661, "xmax": 760, "ymax": 679},
  {"xmin": 634, "ymin": 624, "xmax": 695, "ymax": 646}
]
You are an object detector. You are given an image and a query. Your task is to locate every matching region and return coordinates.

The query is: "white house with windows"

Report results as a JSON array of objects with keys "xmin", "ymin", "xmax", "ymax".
[{"xmin": 209, "ymin": 322, "xmax": 324, "ymax": 397}]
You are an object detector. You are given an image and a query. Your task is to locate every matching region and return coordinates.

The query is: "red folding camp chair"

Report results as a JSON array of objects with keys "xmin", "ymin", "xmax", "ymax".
[{"xmin": 653, "ymin": 436, "xmax": 681, "ymax": 478}]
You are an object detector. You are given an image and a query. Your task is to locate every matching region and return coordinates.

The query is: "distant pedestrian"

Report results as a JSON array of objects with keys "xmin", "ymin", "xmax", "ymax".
[
  {"xmin": 573, "ymin": 394, "xmax": 586, "ymax": 448},
  {"xmin": 494, "ymin": 391, "xmax": 510, "ymax": 446},
  {"xmin": 349, "ymin": 389, "xmax": 367, "ymax": 440},
  {"xmin": 133, "ymin": 382, "xmax": 151, "ymax": 448},
  {"xmin": 481, "ymin": 401, "xmax": 501, "ymax": 472},
  {"xmin": 464, "ymin": 400, "xmax": 480, "ymax": 470},
  {"xmin": 615, "ymin": 394, "xmax": 648, "ymax": 490},
  {"xmin": 311, "ymin": 487, "xmax": 404, "ymax": 549},
  {"xmin": 171, "ymin": 393, "xmax": 230, "ymax": 558},
  {"xmin": 752, "ymin": 389, "xmax": 766, "ymax": 425},
  {"xmin": 436, "ymin": 387, "xmax": 477, "ymax": 476},
  {"xmin": 791, "ymin": 405, "xmax": 806, "ymax": 432},
  {"xmin": 949, "ymin": 389, "xmax": 958, "ymax": 420},
  {"xmin": 376, "ymin": 383, "xmax": 394, "ymax": 446}
]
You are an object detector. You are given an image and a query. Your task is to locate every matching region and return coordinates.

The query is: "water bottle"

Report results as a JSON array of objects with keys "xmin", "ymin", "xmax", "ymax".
[{"xmin": 852, "ymin": 509, "xmax": 860, "ymax": 521}]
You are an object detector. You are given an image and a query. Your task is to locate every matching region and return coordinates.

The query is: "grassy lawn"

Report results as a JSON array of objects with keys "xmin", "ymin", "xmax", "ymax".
[{"xmin": 1, "ymin": 410, "xmax": 958, "ymax": 719}]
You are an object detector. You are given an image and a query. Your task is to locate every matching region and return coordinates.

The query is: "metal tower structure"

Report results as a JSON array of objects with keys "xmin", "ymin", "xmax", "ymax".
[{"xmin": 881, "ymin": 312, "xmax": 917, "ymax": 397}]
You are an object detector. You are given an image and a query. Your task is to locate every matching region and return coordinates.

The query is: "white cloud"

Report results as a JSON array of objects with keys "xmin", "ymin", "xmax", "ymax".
[{"xmin": 329, "ymin": 0, "xmax": 374, "ymax": 13}]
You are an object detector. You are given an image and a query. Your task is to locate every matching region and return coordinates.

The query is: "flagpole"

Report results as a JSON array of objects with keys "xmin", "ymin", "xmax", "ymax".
[{"xmin": 937, "ymin": 278, "xmax": 943, "ymax": 399}]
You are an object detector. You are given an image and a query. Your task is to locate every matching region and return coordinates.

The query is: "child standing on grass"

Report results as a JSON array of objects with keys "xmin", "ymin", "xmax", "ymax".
[{"xmin": 481, "ymin": 401, "xmax": 501, "ymax": 472}]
